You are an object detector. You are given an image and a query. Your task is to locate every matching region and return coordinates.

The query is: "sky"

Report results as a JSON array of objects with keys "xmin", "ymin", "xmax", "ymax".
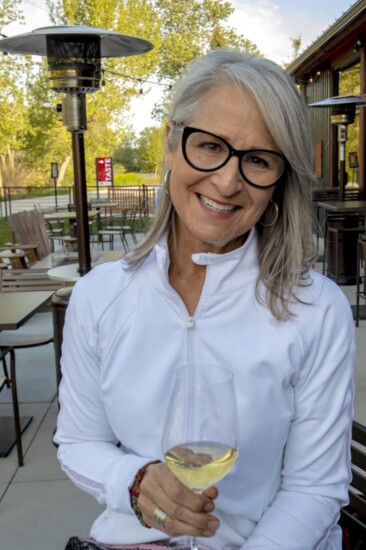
[{"xmin": 2, "ymin": 0, "xmax": 357, "ymax": 133}]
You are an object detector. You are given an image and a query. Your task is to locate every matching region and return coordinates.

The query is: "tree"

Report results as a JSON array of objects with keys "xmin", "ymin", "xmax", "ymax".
[
  {"xmin": 155, "ymin": 0, "xmax": 261, "ymax": 82},
  {"xmin": 1, "ymin": 0, "xmax": 262, "ymax": 187},
  {"xmin": 137, "ymin": 125, "xmax": 164, "ymax": 174},
  {"xmin": 290, "ymin": 35, "xmax": 302, "ymax": 61},
  {"xmin": 23, "ymin": 58, "xmax": 72, "ymax": 186},
  {"xmin": 0, "ymin": 1, "xmax": 30, "ymax": 188},
  {"xmin": 114, "ymin": 140, "xmax": 141, "ymax": 172},
  {"xmin": 0, "ymin": 0, "xmax": 23, "ymax": 31}
]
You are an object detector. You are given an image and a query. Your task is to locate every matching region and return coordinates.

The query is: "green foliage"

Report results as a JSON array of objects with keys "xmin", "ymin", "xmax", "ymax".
[
  {"xmin": 113, "ymin": 172, "xmax": 146, "ymax": 185},
  {"xmin": 0, "ymin": 0, "xmax": 262, "ymax": 191},
  {"xmin": 154, "ymin": 0, "xmax": 261, "ymax": 82},
  {"xmin": 290, "ymin": 36, "xmax": 302, "ymax": 61},
  {"xmin": 114, "ymin": 141, "xmax": 140, "ymax": 172},
  {"xmin": 114, "ymin": 124, "xmax": 164, "ymax": 174},
  {"xmin": 0, "ymin": 216, "xmax": 11, "ymax": 246},
  {"xmin": 339, "ymin": 63, "xmax": 360, "ymax": 183},
  {"xmin": 0, "ymin": 0, "xmax": 23, "ymax": 29},
  {"xmin": 137, "ymin": 125, "xmax": 164, "ymax": 174}
]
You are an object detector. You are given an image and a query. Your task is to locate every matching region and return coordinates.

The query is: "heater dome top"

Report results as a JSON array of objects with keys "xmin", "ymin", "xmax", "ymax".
[
  {"xmin": 309, "ymin": 95, "xmax": 366, "ymax": 108},
  {"xmin": 0, "ymin": 25, "xmax": 153, "ymax": 58}
]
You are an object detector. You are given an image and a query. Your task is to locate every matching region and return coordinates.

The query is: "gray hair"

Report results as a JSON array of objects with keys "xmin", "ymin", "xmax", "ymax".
[{"xmin": 125, "ymin": 48, "xmax": 317, "ymax": 321}]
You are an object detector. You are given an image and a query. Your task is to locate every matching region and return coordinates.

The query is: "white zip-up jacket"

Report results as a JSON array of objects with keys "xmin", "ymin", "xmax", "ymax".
[{"xmin": 54, "ymin": 229, "xmax": 355, "ymax": 550}]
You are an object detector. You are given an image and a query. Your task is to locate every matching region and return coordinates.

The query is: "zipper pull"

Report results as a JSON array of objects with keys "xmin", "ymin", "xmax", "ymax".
[{"xmin": 186, "ymin": 316, "xmax": 195, "ymax": 328}]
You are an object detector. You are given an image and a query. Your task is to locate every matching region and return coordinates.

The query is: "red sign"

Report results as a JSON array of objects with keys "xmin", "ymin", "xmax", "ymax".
[{"xmin": 96, "ymin": 157, "xmax": 114, "ymax": 186}]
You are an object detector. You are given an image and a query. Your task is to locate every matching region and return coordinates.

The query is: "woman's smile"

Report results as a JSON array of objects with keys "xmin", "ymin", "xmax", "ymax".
[{"xmin": 197, "ymin": 193, "xmax": 239, "ymax": 216}]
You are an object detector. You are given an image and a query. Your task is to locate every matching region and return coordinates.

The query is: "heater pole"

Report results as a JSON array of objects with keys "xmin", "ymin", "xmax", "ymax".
[
  {"xmin": 71, "ymin": 131, "xmax": 91, "ymax": 275},
  {"xmin": 338, "ymin": 124, "xmax": 347, "ymax": 202}
]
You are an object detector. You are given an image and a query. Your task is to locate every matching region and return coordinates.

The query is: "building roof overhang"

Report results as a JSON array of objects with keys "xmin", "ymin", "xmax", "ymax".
[{"xmin": 287, "ymin": 0, "xmax": 366, "ymax": 77}]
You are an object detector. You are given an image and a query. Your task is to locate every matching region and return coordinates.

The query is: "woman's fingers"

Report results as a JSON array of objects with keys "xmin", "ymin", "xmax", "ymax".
[{"xmin": 138, "ymin": 462, "xmax": 220, "ymax": 537}]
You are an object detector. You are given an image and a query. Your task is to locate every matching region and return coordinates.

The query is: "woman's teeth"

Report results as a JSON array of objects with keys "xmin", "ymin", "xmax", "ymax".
[{"xmin": 199, "ymin": 195, "xmax": 236, "ymax": 213}]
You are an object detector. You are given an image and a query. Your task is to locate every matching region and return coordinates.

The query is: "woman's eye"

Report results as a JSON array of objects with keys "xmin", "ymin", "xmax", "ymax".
[
  {"xmin": 245, "ymin": 155, "xmax": 269, "ymax": 169},
  {"xmin": 198, "ymin": 140, "xmax": 224, "ymax": 153}
]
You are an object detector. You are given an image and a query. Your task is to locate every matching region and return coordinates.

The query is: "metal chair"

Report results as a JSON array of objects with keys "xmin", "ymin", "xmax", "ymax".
[
  {"xmin": 0, "ymin": 270, "xmax": 59, "ymax": 465},
  {"xmin": 98, "ymin": 209, "xmax": 129, "ymax": 251},
  {"xmin": 0, "ymin": 347, "xmax": 23, "ymax": 466},
  {"xmin": 356, "ymin": 234, "xmax": 366, "ymax": 327}
]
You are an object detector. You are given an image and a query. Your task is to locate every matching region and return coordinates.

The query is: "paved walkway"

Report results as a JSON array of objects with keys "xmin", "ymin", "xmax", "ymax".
[{"xmin": 0, "ymin": 258, "xmax": 365, "ymax": 550}]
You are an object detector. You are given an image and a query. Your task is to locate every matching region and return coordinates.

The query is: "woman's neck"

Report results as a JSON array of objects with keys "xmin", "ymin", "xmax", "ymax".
[{"xmin": 168, "ymin": 234, "xmax": 206, "ymax": 316}]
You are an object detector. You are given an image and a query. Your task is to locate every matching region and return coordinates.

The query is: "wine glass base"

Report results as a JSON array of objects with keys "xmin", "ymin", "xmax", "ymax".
[{"xmin": 169, "ymin": 537, "xmax": 210, "ymax": 550}]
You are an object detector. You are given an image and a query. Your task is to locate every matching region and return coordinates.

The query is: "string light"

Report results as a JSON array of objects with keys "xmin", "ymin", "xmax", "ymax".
[{"xmin": 103, "ymin": 68, "xmax": 172, "ymax": 91}]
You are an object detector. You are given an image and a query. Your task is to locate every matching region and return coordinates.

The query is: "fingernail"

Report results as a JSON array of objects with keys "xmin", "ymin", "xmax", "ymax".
[
  {"xmin": 208, "ymin": 520, "xmax": 219, "ymax": 531},
  {"xmin": 203, "ymin": 522, "xmax": 219, "ymax": 536},
  {"xmin": 204, "ymin": 501, "xmax": 214, "ymax": 512}
]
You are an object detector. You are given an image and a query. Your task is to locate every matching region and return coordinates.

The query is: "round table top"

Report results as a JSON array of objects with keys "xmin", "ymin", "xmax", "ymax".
[
  {"xmin": 47, "ymin": 250, "xmax": 124, "ymax": 282},
  {"xmin": 47, "ymin": 263, "xmax": 80, "ymax": 282}
]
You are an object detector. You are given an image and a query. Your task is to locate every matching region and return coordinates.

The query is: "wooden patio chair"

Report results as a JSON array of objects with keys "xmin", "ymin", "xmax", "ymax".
[{"xmin": 8, "ymin": 210, "xmax": 52, "ymax": 260}]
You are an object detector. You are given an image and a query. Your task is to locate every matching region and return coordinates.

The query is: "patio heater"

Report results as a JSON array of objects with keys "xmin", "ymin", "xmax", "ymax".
[
  {"xmin": 309, "ymin": 95, "xmax": 366, "ymax": 201},
  {"xmin": 0, "ymin": 26, "xmax": 153, "ymax": 275}
]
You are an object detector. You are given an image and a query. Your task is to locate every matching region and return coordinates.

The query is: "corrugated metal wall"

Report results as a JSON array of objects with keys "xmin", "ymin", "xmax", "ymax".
[{"xmin": 304, "ymin": 66, "xmax": 333, "ymax": 189}]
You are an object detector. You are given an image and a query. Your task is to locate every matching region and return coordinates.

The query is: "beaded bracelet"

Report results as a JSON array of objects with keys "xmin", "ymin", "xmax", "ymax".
[{"xmin": 130, "ymin": 460, "xmax": 161, "ymax": 528}]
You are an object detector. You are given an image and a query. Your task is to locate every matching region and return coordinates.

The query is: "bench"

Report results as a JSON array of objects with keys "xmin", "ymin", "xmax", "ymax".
[
  {"xmin": 340, "ymin": 421, "xmax": 366, "ymax": 549},
  {"xmin": 0, "ymin": 268, "xmax": 64, "ymax": 293}
]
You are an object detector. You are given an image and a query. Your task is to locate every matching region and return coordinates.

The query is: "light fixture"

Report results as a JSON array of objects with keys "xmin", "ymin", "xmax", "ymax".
[
  {"xmin": 353, "ymin": 39, "xmax": 362, "ymax": 52},
  {"xmin": 0, "ymin": 26, "xmax": 153, "ymax": 274},
  {"xmin": 309, "ymin": 95, "xmax": 366, "ymax": 200}
]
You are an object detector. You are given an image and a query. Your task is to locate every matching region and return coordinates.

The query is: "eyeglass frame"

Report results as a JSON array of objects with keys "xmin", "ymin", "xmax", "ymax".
[{"xmin": 179, "ymin": 125, "xmax": 289, "ymax": 189}]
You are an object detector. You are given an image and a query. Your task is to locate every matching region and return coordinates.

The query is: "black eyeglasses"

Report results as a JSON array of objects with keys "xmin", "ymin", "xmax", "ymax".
[{"xmin": 181, "ymin": 126, "xmax": 288, "ymax": 189}]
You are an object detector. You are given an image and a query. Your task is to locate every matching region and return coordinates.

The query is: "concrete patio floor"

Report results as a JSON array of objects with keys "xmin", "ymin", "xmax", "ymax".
[{"xmin": 0, "ymin": 257, "xmax": 365, "ymax": 550}]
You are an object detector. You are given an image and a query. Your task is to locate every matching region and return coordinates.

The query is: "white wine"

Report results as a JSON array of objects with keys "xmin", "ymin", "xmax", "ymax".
[{"xmin": 164, "ymin": 441, "xmax": 238, "ymax": 492}]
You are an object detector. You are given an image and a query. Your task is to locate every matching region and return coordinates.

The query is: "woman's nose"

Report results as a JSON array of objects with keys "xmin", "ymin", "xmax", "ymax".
[{"xmin": 210, "ymin": 157, "xmax": 244, "ymax": 196}]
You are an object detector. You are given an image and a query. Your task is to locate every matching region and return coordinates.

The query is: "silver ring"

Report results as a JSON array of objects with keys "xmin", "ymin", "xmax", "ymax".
[{"xmin": 153, "ymin": 506, "xmax": 168, "ymax": 529}]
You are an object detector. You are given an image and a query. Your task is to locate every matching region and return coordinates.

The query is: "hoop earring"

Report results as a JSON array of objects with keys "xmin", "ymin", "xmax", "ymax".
[
  {"xmin": 260, "ymin": 200, "xmax": 279, "ymax": 227},
  {"xmin": 164, "ymin": 169, "xmax": 171, "ymax": 195}
]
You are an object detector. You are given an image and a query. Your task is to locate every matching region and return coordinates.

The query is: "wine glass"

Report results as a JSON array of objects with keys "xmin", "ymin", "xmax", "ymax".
[{"xmin": 162, "ymin": 364, "xmax": 239, "ymax": 550}]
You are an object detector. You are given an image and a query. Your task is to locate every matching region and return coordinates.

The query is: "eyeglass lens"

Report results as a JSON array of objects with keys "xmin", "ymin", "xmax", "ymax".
[{"xmin": 184, "ymin": 130, "xmax": 285, "ymax": 187}]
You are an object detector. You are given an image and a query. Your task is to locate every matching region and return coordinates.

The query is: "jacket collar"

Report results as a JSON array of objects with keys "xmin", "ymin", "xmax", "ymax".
[{"xmin": 151, "ymin": 228, "xmax": 259, "ymax": 297}]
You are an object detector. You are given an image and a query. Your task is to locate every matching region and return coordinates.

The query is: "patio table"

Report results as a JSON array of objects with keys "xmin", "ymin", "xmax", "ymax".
[{"xmin": 44, "ymin": 209, "xmax": 100, "ymax": 237}]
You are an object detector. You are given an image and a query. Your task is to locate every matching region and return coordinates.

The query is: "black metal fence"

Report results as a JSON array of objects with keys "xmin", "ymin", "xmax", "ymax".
[{"xmin": 0, "ymin": 184, "xmax": 159, "ymax": 218}]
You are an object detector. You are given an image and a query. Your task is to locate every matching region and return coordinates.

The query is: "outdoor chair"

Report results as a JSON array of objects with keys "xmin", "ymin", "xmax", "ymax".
[
  {"xmin": 339, "ymin": 421, "xmax": 366, "ymax": 549},
  {"xmin": 0, "ymin": 242, "xmax": 39, "ymax": 268},
  {"xmin": 0, "ymin": 346, "xmax": 23, "ymax": 466},
  {"xmin": 8, "ymin": 210, "xmax": 53, "ymax": 260},
  {"xmin": 0, "ymin": 248, "xmax": 29, "ymax": 269},
  {"xmin": 45, "ymin": 218, "xmax": 65, "ymax": 249},
  {"xmin": 0, "ymin": 269, "xmax": 64, "ymax": 465},
  {"xmin": 125, "ymin": 205, "xmax": 139, "ymax": 244},
  {"xmin": 356, "ymin": 234, "xmax": 366, "ymax": 327},
  {"xmin": 98, "ymin": 209, "xmax": 130, "ymax": 251}
]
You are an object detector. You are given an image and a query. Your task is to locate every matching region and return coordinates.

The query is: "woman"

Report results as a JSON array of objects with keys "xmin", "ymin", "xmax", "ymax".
[{"xmin": 55, "ymin": 49, "xmax": 355, "ymax": 550}]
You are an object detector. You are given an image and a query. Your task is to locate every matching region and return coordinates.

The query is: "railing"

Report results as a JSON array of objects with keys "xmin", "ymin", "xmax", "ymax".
[{"xmin": 0, "ymin": 185, "xmax": 160, "ymax": 218}]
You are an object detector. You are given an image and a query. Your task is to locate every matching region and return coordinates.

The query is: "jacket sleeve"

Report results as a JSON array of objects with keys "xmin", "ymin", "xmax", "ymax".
[
  {"xmin": 243, "ymin": 286, "xmax": 355, "ymax": 549},
  {"xmin": 53, "ymin": 277, "xmax": 152, "ymax": 515}
]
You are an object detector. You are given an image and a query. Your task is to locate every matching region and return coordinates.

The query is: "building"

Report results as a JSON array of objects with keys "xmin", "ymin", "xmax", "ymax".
[{"xmin": 287, "ymin": 0, "xmax": 366, "ymax": 199}]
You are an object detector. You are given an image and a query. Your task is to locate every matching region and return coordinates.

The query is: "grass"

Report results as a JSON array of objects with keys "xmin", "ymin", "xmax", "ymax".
[{"xmin": 0, "ymin": 217, "xmax": 12, "ymax": 247}]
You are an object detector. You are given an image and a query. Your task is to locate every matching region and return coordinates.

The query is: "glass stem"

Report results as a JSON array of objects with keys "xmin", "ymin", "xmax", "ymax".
[{"xmin": 190, "ymin": 535, "xmax": 199, "ymax": 550}]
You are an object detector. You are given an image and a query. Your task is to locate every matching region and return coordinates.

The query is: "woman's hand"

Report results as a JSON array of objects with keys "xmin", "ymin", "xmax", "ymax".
[{"xmin": 138, "ymin": 461, "xmax": 220, "ymax": 538}]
